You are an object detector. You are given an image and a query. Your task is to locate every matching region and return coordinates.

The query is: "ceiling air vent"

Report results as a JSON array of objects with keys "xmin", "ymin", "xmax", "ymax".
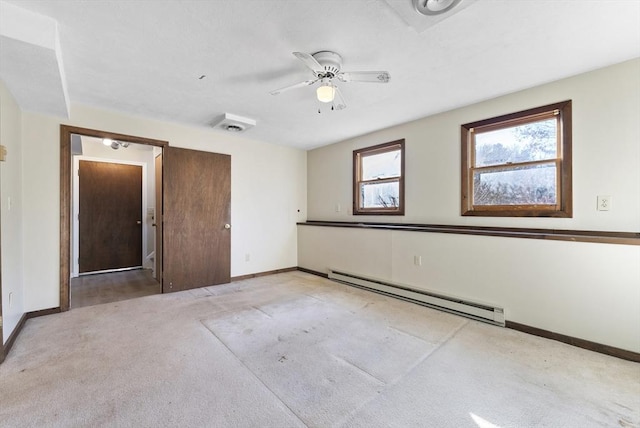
[
  {"xmin": 210, "ymin": 113, "xmax": 256, "ymax": 133},
  {"xmin": 383, "ymin": 0, "xmax": 475, "ymax": 33},
  {"xmin": 413, "ymin": 0, "xmax": 462, "ymax": 16}
]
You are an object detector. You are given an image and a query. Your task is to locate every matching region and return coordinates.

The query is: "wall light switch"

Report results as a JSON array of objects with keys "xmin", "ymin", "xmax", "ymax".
[
  {"xmin": 597, "ymin": 195, "xmax": 611, "ymax": 211},
  {"xmin": 0, "ymin": 145, "xmax": 7, "ymax": 161}
]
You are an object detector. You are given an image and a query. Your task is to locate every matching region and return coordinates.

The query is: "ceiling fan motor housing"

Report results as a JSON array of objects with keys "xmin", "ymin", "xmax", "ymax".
[{"xmin": 312, "ymin": 51, "xmax": 343, "ymax": 78}]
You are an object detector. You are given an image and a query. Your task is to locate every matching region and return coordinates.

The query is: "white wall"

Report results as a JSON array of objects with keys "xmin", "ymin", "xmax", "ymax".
[
  {"xmin": 301, "ymin": 59, "xmax": 640, "ymax": 352},
  {"xmin": 21, "ymin": 103, "xmax": 307, "ymax": 312},
  {"xmin": 0, "ymin": 81, "xmax": 25, "ymax": 343}
]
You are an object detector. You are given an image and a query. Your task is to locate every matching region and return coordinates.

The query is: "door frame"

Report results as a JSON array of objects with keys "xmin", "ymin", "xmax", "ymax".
[
  {"xmin": 73, "ymin": 156, "xmax": 147, "ymax": 277},
  {"xmin": 60, "ymin": 125, "xmax": 168, "ymax": 312}
]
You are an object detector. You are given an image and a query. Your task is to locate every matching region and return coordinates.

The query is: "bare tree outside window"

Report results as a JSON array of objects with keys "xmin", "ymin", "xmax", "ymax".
[{"xmin": 461, "ymin": 101, "xmax": 572, "ymax": 217}]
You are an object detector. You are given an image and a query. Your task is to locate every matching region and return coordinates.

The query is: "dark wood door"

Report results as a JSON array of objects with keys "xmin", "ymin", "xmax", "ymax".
[
  {"xmin": 79, "ymin": 160, "xmax": 143, "ymax": 273},
  {"xmin": 162, "ymin": 147, "xmax": 231, "ymax": 292},
  {"xmin": 154, "ymin": 153, "xmax": 163, "ymax": 286}
]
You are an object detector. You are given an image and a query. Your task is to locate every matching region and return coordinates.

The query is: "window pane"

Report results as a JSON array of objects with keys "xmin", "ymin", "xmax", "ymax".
[
  {"xmin": 473, "ymin": 163, "xmax": 557, "ymax": 206},
  {"xmin": 361, "ymin": 181, "xmax": 400, "ymax": 208},
  {"xmin": 362, "ymin": 149, "xmax": 401, "ymax": 180},
  {"xmin": 475, "ymin": 118, "xmax": 557, "ymax": 167}
]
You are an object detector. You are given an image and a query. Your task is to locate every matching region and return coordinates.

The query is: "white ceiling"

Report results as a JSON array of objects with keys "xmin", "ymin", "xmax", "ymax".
[{"xmin": 1, "ymin": 0, "xmax": 639, "ymax": 150}]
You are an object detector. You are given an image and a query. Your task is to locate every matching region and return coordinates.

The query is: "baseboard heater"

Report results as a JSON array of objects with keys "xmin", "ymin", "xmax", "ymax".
[{"xmin": 328, "ymin": 269, "xmax": 505, "ymax": 326}]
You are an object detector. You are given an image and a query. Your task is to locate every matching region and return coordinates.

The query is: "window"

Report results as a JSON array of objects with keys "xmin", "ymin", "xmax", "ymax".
[
  {"xmin": 461, "ymin": 100, "xmax": 572, "ymax": 217},
  {"xmin": 353, "ymin": 139, "xmax": 405, "ymax": 215}
]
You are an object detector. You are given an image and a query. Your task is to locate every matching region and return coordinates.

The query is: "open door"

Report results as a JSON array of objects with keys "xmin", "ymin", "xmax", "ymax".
[
  {"xmin": 154, "ymin": 153, "xmax": 163, "ymax": 285},
  {"xmin": 162, "ymin": 147, "xmax": 231, "ymax": 292}
]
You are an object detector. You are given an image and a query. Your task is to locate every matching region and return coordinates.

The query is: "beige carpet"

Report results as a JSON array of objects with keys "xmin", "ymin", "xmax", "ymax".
[{"xmin": 1, "ymin": 271, "xmax": 638, "ymax": 427}]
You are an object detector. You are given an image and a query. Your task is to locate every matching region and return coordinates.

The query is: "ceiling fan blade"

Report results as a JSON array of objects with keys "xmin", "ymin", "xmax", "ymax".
[
  {"xmin": 332, "ymin": 86, "xmax": 347, "ymax": 110},
  {"xmin": 338, "ymin": 71, "xmax": 390, "ymax": 83},
  {"xmin": 269, "ymin": 78, "xmax": 318, "ymax": 96},
  {"xmin": 292, "ymin": 52, "xmax": 324, "ymax": 74}
]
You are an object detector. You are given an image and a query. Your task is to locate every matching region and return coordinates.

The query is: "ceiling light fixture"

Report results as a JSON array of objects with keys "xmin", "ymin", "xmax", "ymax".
[
  {"xmin": 102, "ymin": 138, "xmax": 130, "ymax": 150},
  {"xmin": 316, "ymin": 82, "xmax": 336, "ymax": 103}
]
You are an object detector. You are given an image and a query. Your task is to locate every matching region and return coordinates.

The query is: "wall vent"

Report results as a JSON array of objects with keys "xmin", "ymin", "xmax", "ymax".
[{"xmin": 328, "ymin": 269, "xmax": 505, "ymax": 326}]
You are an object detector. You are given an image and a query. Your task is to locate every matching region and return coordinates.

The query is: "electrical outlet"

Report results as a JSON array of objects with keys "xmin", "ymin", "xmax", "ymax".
[
  {"xmin": 335, "ymin": 203, "xmax": 341, "ymax": 213},
  {"xmin": 414, "ymin": 255, "xmax": 422, "ymax": 266},
  {"xmin": 245, "ymin": 253, "xmax": 250, "ymax": 262},
  {"xmin": 597, "ymin": 195, "xmax": 611, "ymax": 211}
]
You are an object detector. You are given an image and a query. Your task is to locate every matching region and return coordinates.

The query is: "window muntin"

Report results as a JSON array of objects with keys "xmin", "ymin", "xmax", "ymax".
[
  {"xmin": 461, "ymin": 101, "xmax": 572, "ymax": 217},
  {"xmin": 354, "ymin": 140, "xmax": 405, "ymax": 215}
]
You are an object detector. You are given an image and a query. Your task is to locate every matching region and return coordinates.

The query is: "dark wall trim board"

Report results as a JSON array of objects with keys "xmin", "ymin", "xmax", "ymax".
[
  {"xmin": 2, "ymin": 313, "xmax": 27, "ymax": 363},
  {"xmin": 28, "ymin": 307, "xmax": 62, "ymax": 319},
  {"xmin": 296, "ymin": 266, "xmax": 639, "ymax": 362},
  {"xmin": 297, "ymin": 267, "xmax": 329, "ymax": 278},
  {"xmin": 298, "ymin": 221, "xmax": 639, "ymax": 246},
  {"xmin": 231, "ymin": 267, "xmax": 297, "ymax": 282},
  {"xmin": 2, "ymin": 307, "xmax": 61, "ymax": 363},
  {"xmin": 506, "ymin": 321, "xmax": 640, "ymax": 363}
]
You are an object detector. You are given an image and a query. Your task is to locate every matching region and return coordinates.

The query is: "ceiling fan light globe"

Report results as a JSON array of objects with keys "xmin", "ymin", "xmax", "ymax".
[{"xmin": 317, "ymin": 84, "xmax": 336, "ymax": 103}]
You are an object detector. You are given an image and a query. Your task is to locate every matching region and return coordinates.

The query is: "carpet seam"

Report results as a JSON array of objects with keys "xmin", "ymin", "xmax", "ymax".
[
  {"xmin": 330, "ymin": 354, "xmax": 387, "ymax": 386},
  {"xmin": 250, "ymin": 305, "xmax": 274, "ymax": 318},
  {"xmin": 332, "ymin": 319, "xmax": 471, "ymax": 427},
  {"xmin": 386, "ymin": 325, "xmax": 431, "ymax": 344},
  {"xmin": 399, "ymin": 319, "xmax": 470, "ymax": 375},
  {"xmin": 199, "ymin": 319, "xmax": 310, "ymax": 428}
]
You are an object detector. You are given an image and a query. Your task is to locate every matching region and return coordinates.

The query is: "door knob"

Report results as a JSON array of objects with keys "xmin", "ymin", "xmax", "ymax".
[
  {"xmin": 224, "ymin": 224, "xmax": 231, "ymax": 229},
  {"xmin": 136, "ymin": 220, "xmax": 142, "ymax": 225}
]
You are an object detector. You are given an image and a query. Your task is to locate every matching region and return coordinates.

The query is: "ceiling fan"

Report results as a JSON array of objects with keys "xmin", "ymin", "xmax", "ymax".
[{"xmin": 269, "ymin": 51, "xmax": 391, "ymax": 110}]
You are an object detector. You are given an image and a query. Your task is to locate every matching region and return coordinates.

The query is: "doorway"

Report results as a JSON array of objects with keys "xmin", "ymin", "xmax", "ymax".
[
  {"xmin": 60, "ymin": 126, "xmax": 233, "ymax": 311},
  {"xmin": 60, "ymin": 126, "xmax": 168, "ymax": 311}
]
